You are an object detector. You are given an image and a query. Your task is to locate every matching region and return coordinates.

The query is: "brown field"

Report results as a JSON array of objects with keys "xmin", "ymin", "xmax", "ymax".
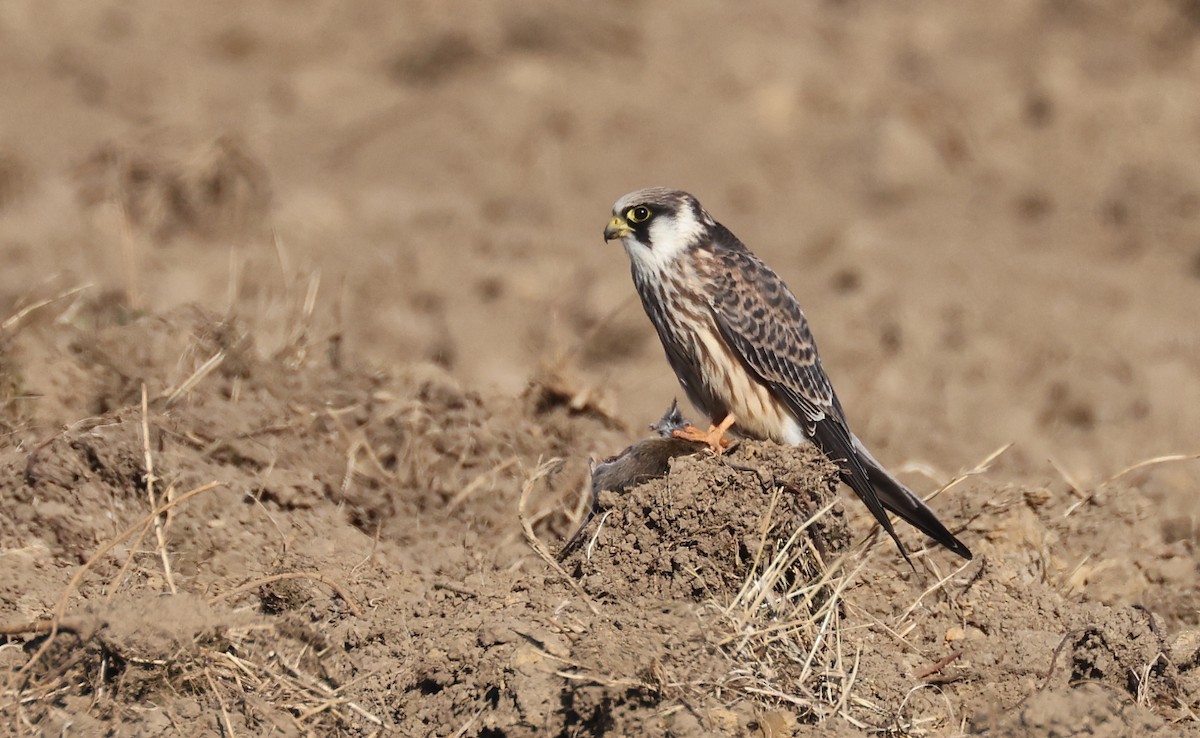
[{"xmin": 1, "ymin": 1, "xmax": 1199, "ymax": 735}]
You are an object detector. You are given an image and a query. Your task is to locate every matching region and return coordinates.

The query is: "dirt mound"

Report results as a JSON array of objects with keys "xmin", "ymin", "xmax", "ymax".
[{"xmin": 567, "ymin": 442, "xmax": 848, "ymax": 603}]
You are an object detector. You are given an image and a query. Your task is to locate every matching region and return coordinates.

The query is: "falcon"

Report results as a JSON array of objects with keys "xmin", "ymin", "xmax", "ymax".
[{"xmin": 602, "ymin": 187, "xmax": 972, "ymax": 562}]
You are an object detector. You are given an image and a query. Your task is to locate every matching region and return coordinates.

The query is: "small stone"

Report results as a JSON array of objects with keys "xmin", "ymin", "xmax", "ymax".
[{"xmin": 1170, "ymin": 630, "xmax": 1199, "ymax": 669}]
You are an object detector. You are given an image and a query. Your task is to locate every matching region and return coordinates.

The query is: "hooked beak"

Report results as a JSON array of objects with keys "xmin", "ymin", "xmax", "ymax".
[{"xmin": 603, "ymin": 216, "xmax": 630, "ymax": 242}]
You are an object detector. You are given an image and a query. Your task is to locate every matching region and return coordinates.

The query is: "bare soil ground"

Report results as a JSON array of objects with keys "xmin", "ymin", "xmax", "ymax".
[{"xmin": 1, "ymin": 1, "xmax": 1199, "ymax": 736}]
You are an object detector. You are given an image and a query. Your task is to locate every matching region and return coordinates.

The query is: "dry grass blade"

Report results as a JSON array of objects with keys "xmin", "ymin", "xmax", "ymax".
[
  {"xmin": 797, "ymin": 558, "xmax": 866, "ymax": 687},
  {"xmin": 162, "ymin": 349, "xmax": 226, "ymax": 407},
  {"xmin": 725, "ymin": 484, "xmax": 784, "ymax": 617},
  {"xmin": 0, "ymin": 283, "xmax": 93, "ymax": 333},
  {"xmin": 1104, "ymin": 452, "xmax": 1200, "ymax": 485},
  {"xmin": 584, "ymin": 511, "xmax": 611, "ymax": 560},
  {"xmin": 834, "ymin": 645, "xmax": 862, "ymax": 719},
  {"xmin": 894, "ymin": 682, "xmax": 956, "ymax": 735},
  {"xmin": 141, "ymin": 383, "xmax": 177, "ymax": 594},
  {"xmin": 1048, "ymin": 455, "xmax": 1087, "ymax": 498},
  {"xmin": 204, "ymin": 667, "xmax": 238, "ymax": 738},
  {"xmin": 103, "ymin": 511, "xmax": 157, "ymax": 605},
  {"xmin": 893, "ymin": 559, "xmax": 973, "ymax": 625},
  {"xmin": 450, "ymin": 704, "xmax": 487, "ymax": 738},
  {"xmin": 927, "ymin": 442, "xmax": 1013, "ymax": 502},
  {"xmin": 12, "ymin": 481, "xmax": 223, "ymax": 684},
  {"xmin": 1065, "ymin": 451, "xmax": 1200, "ymax": 518},
  {"xmin": 517, "ymin": 458, "xmax": 599, "ymax": 615}
]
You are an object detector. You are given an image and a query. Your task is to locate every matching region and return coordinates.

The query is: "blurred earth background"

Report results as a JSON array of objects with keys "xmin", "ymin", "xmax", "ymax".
[{"xmin": 0, "ymin": 0, "xmax": 1199, "ymax": 735}]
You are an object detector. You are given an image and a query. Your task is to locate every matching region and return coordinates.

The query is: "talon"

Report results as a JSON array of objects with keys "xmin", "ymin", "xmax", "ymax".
[
  {"xmin": 670, "ymin": 424, "xmax": 710, "ymax": 444},
  {"xmin": 671, "ymin": 414, "xmax": 735, "ymax": 454}
]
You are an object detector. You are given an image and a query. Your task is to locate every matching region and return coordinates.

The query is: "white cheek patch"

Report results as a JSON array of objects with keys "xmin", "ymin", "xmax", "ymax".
[
  {"xmin": 649, "ymin": 213, "xmax": 704, "ymax": 255},
  {"xmin": 624, "ymin": 212, "xmax": 703, "ymax": 275}
]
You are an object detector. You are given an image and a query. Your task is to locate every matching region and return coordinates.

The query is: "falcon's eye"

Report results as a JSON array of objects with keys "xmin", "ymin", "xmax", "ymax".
[{"xmin": 627, "ymin": 206, "xmax": 652, "ymax": 224}]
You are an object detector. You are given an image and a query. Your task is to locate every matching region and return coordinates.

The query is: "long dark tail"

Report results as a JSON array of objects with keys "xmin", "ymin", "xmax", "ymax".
[{"xmin": 852, "ymin": 436, "xmax": 973, "ymax": 560}]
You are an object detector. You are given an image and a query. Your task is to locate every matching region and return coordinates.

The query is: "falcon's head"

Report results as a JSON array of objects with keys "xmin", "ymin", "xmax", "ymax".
[{"xmin": 604, "ymin": 188, "xmax": 716, "ymax": 272}]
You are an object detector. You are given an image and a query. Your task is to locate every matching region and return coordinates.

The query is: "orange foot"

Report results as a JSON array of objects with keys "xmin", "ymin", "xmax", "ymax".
[{"xmin": 671, "ymin": 414, "xmax": 736, "ymax": 455}]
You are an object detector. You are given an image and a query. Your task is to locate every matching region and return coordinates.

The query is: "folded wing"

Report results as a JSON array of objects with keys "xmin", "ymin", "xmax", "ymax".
[{"xmin": 705, "ymin": 238, "xmax": 971, "ymax": 562}]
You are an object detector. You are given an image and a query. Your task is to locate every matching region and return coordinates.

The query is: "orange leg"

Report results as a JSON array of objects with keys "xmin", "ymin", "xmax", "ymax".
[{"xmin": 671, "ymin": 414, "xmax": 736, "ymax": 454}]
